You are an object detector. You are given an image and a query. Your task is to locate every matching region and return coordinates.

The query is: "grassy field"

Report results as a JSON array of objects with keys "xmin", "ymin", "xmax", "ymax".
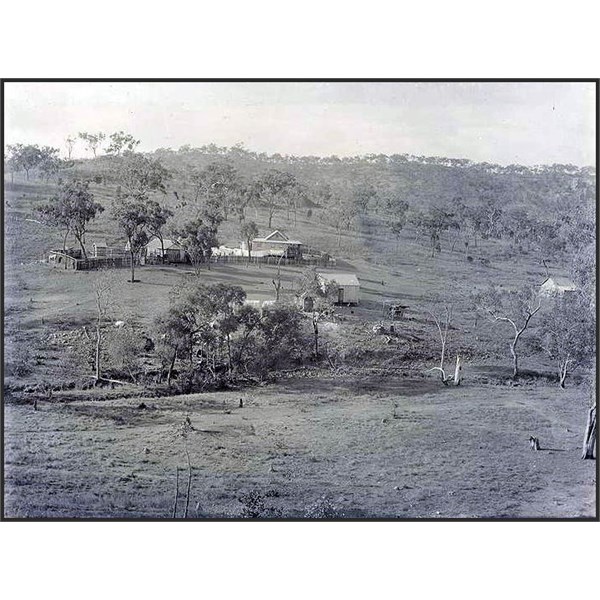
[
  {"xmin": 4, "ymin": 375, "xmax": 595, "ymax": 518},
  {"xmin": 3, "ymin": 174, "xmax": 596, "ymax": 519}
]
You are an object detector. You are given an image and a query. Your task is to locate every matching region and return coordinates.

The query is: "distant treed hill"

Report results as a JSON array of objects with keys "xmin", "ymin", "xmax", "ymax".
[
  {"xmin": 65, "ymin": 145, "xmax": 595, "ymax": 213},
  {"xmin": 4, "ymin": 144, "xmax": 595, "ymax": 275}
]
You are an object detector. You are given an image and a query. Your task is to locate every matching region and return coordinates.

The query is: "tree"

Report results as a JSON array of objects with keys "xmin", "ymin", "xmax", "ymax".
[
  {"xmin": 424, "ymin": 300, "xmax": 464, "ymax": 385},
  {"xmin": 5, "ymin": 152, "xmax": 19, "ymax": 184},
  {"xmin": 189, "ymin": 161, "xmax": 241, "ymax": 222},
  {"xmin": 37, "ymin": 146, "xmax": 62, "ymax": 181},
  {"xmin": 409, "ymin": 204, "xmax": 458, "ymax": 258},
  {"xmin": 106, "ymin": 131, "xmax": 140, "ymax": 156},
  {"xmin": 475, "ymin": 285, "xmax": 542, "ymax": 378},
  {"xmin": 323, "ymin": 192, "xmax": 356, "ymax": 248},
  {"xmin": 146, "ymin": 200, "xmax": 174, "ymax": 262},
  {"xmin": 117, "ymin": 153, "xmax": 170, "ymax": 198},
  {"xmin": 256, "ymin": 304, "xmax": 304, "ymax": 372},
  {"xmin": 114, "ymin": 154, "xmax": 170, "ymax": 281},
  {"xmin": 6, "ymin": 143, "xmax": 43, "ymax": 180},
  {"xmin": 37, "ymin": 198, "xmax": 72, "ymax": 261},
  {"xmin": 112, "ymin": 198, "xmax": 150, "ymax": 283},
  {"xmin": 172, "ymin": 218, "xmax": 219, "ymax": 274},
  {"xmin": 353, "ymin": 181, "xmax": 377, "ymax": 213},
  {"xmin": 81, "ymin": 271, "xmax": 116, "ymax": 383},
  {"xmin": 78, "ymin": 132, "xmax": 106, "ymax": 157},
  {"xmin": 252, "ymin": 169, "xmax": 298, "ymax": 229},
  {"xmin": 65, "ymin": 136, "xmax": 77, "ymax": 160},
  {"xmin": 233, "ymin": 304, "xmax": 262, "ymax": 370},
  {"xmin": 582, "ymin": 404, "xmax": 596, "ymax": 460},
  {"xmin": 240, "ymin": 221, "xmax": 259, "ymax": 262},
  {"xmin": 389, "ymin": 200, "xmax": 409, "ymax": 251},
  {"xmin": 157, "ymin": 282, "xmax": 246, "ymax": 384},
  {"xmin": 37, "ymin": 179, "xmax": 104, "ymax": 259},
  {"xmin": 538, "ymin": 293, "xmax": 594, "ymax": 387},
  {"xmin": 426, "ymin": 302, "xmax": 453, "ymax": 372},
  {"xmin": 296, "ymin": 268, "xmax": 338, "ymax": 358}
]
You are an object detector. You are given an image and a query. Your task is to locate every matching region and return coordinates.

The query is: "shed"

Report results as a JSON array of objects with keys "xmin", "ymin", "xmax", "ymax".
[
  {"xmin": 143, "ymin": 238, "xmax": 187, "ymax": 263},
  {"xmin": 93, "ymin": 241, "xmax": 107, "ymax": 258},
  {"xmin": 249, "ymin": 230, "xmax": 303, "ymax": 258},
  {"xmin": 539, "ymin": 276, "xmax": 578, "ymax": 297},
  {"xmin": 317, "ymin": 272, "xmax": 360, "ymax": 305}
]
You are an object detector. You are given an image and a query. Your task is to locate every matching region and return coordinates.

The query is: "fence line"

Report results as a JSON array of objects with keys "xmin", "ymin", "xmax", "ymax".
[
  {"xmin": 210, "ymin": 254, "xmax": 335, "ymax": 267},
  {"xmin": 47, "ymin": 251, "xmax": 335, "ymax": 271}
]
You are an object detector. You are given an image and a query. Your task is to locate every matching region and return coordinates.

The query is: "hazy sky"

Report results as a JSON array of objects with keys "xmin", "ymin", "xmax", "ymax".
[{"xmin": 3, "ymin": 81, "xmax": 596, "ymax": 166}]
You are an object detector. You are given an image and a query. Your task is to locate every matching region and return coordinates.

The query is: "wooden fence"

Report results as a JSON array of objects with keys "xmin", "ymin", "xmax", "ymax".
[
  {"xmin": 210, "ymin": 254, "xmax": 336, "ymax": 267},
  {"xmin": 49, "ymin": 251, "xmax": 133, "ymax": 271}
]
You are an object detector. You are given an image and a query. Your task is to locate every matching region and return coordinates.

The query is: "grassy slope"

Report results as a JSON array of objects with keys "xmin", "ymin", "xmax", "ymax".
[{"xmin": 3, "ymin": 171, "xmax": 595, "ymax": 518}]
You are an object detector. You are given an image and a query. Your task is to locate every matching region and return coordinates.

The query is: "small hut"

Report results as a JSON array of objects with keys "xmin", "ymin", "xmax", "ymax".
[
  {"xmin": 317, "ymin": 272, "xmax": 360, "ymax": 305},
  {"xmin": 539, "ymin": 276, "xmax": 578, "ymax": 297},
  {"xmin": 141, "ymin": 238, "xmax": 187, "ymax": 263},
  {"xmin": 93, "ymin": 241, "xmax": 107, "ymax": 258}
]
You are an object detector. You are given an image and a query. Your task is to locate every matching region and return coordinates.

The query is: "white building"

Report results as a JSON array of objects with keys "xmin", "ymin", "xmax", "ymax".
[
  {"xmin": 539, "ymin": 276, "xmax": 578, "ymax": 297},
  {"xmin": 317, "ymin": 272, "xmax": 360, "ymax": 305}
]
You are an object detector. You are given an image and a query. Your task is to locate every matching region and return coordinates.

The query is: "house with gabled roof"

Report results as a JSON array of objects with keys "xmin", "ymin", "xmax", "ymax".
[{"xmin": 245, "ymin": 230, "xmax": 303, "ymax": 258}]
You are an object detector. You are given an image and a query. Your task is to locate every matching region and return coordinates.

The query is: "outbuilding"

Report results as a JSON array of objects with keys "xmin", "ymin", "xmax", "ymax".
[
  {"xmin": 142, "ymin": 238, "xmax": 187, "ymax": 263},
  {"xmin": 317, "ymin": 272, "xmax": 360, "ymax": 305},
  {"xmin": 539, "ymin": 276, "xmax": 578, "ymax": 297}
]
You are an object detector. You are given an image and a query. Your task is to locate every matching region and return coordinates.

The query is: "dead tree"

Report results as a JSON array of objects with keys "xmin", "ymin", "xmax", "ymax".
[
  {"xmin": 426, "ymin": 303, "xmax": 453, "ymax": 372},
  {"xmin": 582, "ymin": 404, "xmax": 597, "ymax": 460},
  {"xmin": 427, "ymin": 355, "xmax": 463, "ymax": 386}
]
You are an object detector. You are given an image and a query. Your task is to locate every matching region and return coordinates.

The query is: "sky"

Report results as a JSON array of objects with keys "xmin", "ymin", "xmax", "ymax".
[{"xmin": 3, "ymin": 81, "xmax": 596, "ymax": 166}]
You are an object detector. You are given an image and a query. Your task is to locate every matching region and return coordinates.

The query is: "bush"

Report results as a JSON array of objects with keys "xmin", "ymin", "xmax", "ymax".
[
  {"xmin": 238, "ymin": 491, "xmax": 282, "ymax": 519},
  {"xmin": 304, "ymin": 496, "xmax": 344, "ymax": 519}
]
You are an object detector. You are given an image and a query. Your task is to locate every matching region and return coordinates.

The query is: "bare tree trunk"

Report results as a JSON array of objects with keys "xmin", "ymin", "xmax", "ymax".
[
  {"xmin": 559, "ymin": 362, "xmax": 568, "ymax": 388},
  {"xmin": 62, "ymin": 229, "xmax": 69, "ymax": 269},
  {"xmin": 95, "ymin": 321, "xmax": 101, "ymax": 381},
  {"xmin": 167, "ymin": 347, "xmax": 177, "ymax": 386},
  {"xmin": 172, "ymin": 467, "xmax": 180, "ymax": 518},
  {"xmin": 75, "ymin": 234, "xmax": 88, "ymax": 259},
  {"xmin": 130, "ymin": 250, "xmax": 136, "ymax": 282},
  {"xmin": 226, "ymin": 334, "xmax": 232, "ymax": 374},
  {"xmin": 453, "ymin": 355, "xmax": 462, "ymax": 385},
  {"xmin": 184, "ymin": 448, "xmax": 192, "ymax": 518},
  {"xmin": 582, "ymin": 404, "xmax": 596, "ymax": 460},
  {"xmin": 511, "ymin": 336, "xmax": 519, "ymax": 378}
]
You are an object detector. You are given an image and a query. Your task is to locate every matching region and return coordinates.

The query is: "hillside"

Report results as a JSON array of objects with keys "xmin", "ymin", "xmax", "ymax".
[{"xmin": 3, "ymin": 146, "xmax": 596, "ymax": 519}]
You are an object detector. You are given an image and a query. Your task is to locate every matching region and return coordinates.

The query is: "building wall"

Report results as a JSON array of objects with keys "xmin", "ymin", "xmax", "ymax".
[{"xmin": 340, "ymin": 285, "xmax": 359, "ymax": 304}]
